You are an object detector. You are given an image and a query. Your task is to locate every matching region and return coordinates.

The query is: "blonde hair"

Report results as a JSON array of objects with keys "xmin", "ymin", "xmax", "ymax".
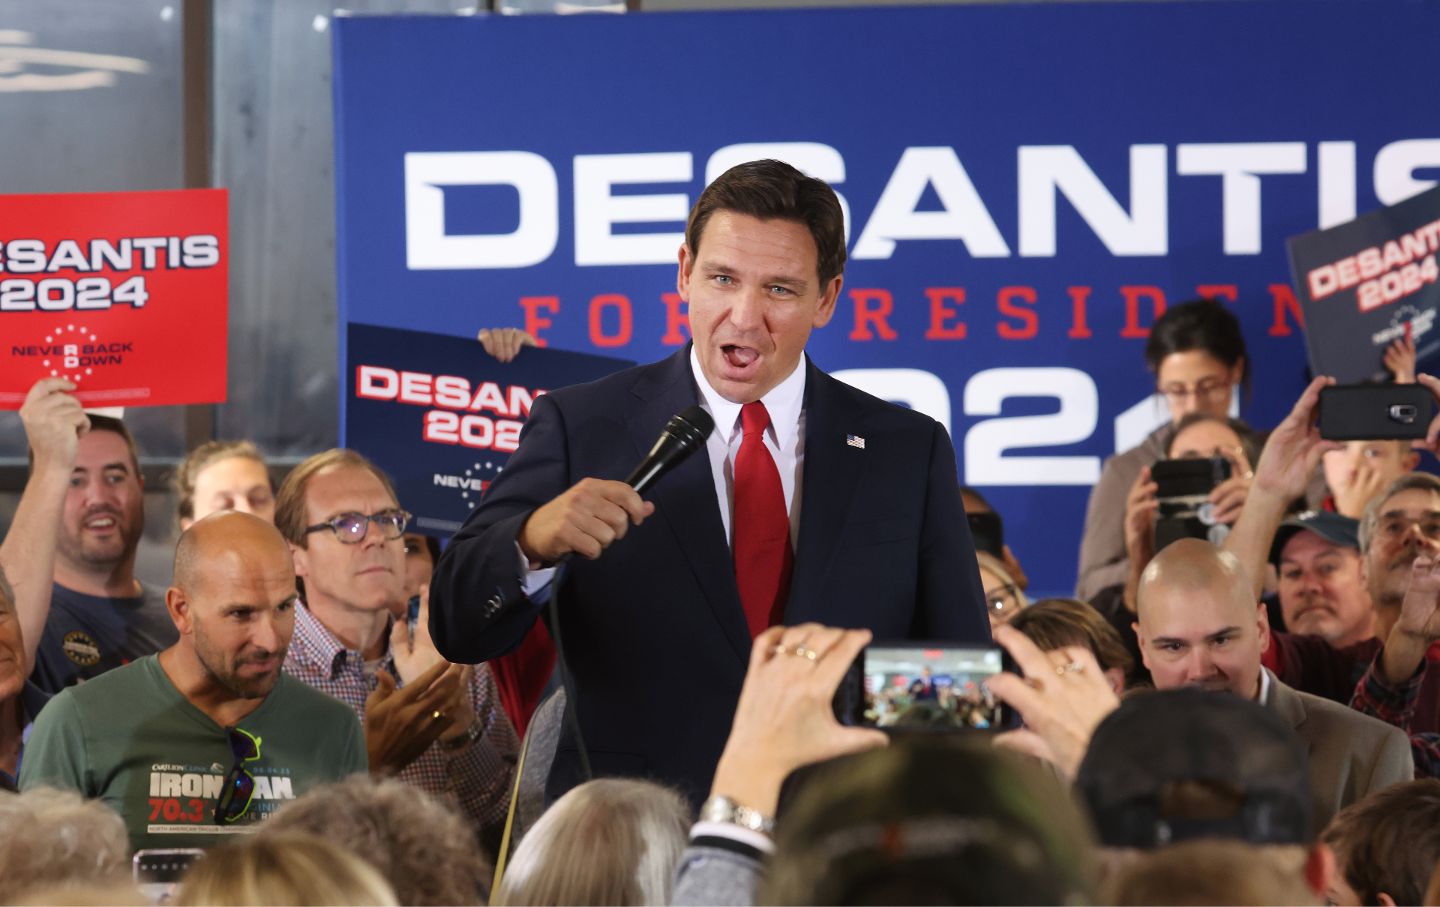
[
  {"xmin": 174, "ymin": 831, "xmax": 397, "ymax": 906},
  {"xmin": 494, "ymin": 779, "xmax": 691, "ymax": 906},
  {"xmin": 173, "ymin": 440, "xmax": 270, "ymax": 526},
  {"xmin": 0, "ymin": 788, "xmax": 130, "ymax": 902}
]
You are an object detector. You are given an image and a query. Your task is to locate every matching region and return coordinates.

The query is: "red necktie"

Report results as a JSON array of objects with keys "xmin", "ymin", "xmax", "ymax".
[{"xmin": 733, "ymin": 401, "xmax": 793, "ymax": 638}]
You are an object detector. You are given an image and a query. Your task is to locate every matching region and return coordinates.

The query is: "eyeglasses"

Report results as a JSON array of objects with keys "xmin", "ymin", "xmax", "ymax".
[
  {"xmin": 303, "ymin": 509, "xmax": 411, "ymax": 544},
  {"xmin": 1376, "ymin": 514, "xmax": 1440, "ymax": 542},
  {"xmin": 215, "ymin": 727, "xmax": 262, "ymax": 824},
  {"xmin": 1157, "ymin": 380, "xmax": 1230, "ymax": 406},
  {"xmin": 985, "ymin": 584, "xmax": 1022, "ymax": 620}
]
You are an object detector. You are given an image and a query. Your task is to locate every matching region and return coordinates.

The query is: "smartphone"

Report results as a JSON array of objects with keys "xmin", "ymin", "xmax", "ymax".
[
  {"xmin": 1319, "ymin": 384, "xmax": 1435, "ymax": 441},
  {"xmin": 406, "ymin": 595, "xmax": 421, "ymax": 634},
  {"xmin": 1151, "ymin": 457, "xmax": 1232, "ymax": 550},
  {"xmin": 967, "ymin": 511, "xmax": 1005, "ymax": 559},
  {"xmin": 833, "ymin": 643, "xmax": 1019, "ymax": 732},
  {"xmin": 133, "ymin": 848, "xmax": 204, "ymax": 904}
]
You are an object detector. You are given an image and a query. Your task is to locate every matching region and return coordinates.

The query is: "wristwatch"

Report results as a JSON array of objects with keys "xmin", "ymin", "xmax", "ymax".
[
  {"xmin": 440, "ymin": 719, "xmax": 482, "ymax": 752},
  {"xmin": 699, "ymin": 795, "xmax": 774, "ymax": 835}
]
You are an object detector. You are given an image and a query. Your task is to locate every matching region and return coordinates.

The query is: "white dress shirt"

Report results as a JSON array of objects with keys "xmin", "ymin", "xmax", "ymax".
[
  {"xmin": 688, "ymin": 346, "xmax": 806, "ymax": 547},
  {"xmin": 519, "ymin": 351, "xmax": 808, "ymax": 594}
]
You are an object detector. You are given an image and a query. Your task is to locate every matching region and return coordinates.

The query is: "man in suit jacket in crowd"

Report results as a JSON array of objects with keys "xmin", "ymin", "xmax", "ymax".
[
  {"xmin": 429, "ymin": 159, "xmax": 990, "ymax": 804},
  {"xmin": 1135, "ymin": 538, "xmax": 1411, "ymax": 832}
]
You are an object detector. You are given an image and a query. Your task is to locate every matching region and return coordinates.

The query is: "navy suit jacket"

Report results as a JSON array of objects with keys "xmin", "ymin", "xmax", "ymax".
[{"xmin": 429, "ymin": 347, "xmax": 990, "ymax": 804}]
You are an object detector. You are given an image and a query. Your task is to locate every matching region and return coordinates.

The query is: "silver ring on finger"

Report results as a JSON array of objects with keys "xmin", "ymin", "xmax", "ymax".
[{"xmin": 1055, "ymin": 661, "xmax": 1086, "ymax": 676}]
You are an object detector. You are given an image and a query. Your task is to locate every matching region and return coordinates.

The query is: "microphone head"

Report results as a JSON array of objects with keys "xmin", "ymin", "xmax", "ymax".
[{"xmin": 666, "ymin": 405, "xmax": 715, "ymax": 450}]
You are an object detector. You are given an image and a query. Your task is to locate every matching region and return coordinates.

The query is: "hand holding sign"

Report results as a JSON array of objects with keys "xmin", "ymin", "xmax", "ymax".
[{"xmin": 19, "ymin": 378, "xmax": 90, "ymax": 473}]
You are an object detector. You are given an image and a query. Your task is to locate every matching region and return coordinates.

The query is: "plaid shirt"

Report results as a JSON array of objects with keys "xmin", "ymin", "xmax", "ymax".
[
  {"xmin": 1350, "ymin": 648, "xmax": 1440, "ymax": 779},
  {"xmin": 284, "ymin": 602, "xmax": 519, "ymax": 830}
]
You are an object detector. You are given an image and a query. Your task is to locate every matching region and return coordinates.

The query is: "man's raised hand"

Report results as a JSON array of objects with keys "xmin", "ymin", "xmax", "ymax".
[{"xmin": 19, "ymin": 378, "xmax": 89, "ymax": 471}]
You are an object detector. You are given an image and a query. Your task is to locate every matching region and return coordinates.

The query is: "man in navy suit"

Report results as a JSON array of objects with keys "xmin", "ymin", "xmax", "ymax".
[{"xmin": 429, "ymin": 160, "xmax": 990, "ymax": 805}]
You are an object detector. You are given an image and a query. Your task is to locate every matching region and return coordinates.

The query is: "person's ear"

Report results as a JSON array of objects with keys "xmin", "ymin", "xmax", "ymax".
[
  {"xmin": 1377, "ymin": 893, "xmax": 1396, "ymax": 907},
  {"xmin": 1256, "ymin": 601, "xmax": 1272, "ymax": 651},
  {"xmin": 1133, "ymin": 621, "xmax": 1153, "ymax": 673},
  {"xmin": 1305, "ymin": 842, "xmax": 1337, "ymax": 897},
  {"xmin": 289, "ymin": 541, "xmax": 310, "ymax": 580},
  {"xmin": 166, "ymin": 586, "xmax": 193, "ymax": 636},
  {"xmin": 1103, "ymin": 667, "xmax": 1126, "ymax": 695},
  {"xmin": 676, "ymin": 242, "xmax": 693, "ymax": 301},
  {"xmin": 1230, "ymin": 356, "xmax": 1247, "ymax": 390}
]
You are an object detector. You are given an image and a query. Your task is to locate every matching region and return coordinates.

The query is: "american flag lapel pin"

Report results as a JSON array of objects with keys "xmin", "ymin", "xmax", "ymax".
[{"xmin": 846, "ymin": 434, "xmax": 865, "ymax": 449}]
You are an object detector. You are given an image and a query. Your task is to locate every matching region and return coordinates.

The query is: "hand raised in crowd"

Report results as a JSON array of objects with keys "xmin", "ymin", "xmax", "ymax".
[
  {"xmin": 518, "ymin": 478, "xmax": 654, "ymax": 564},
  {"xmin": 1123, "ymin": 466, "xmax": 1158, "ymax": 569},
  {"xmin": 1250, "ymin": 375, "xmax": 1339, "ymax": 501},
  {"xmin": 1331, "ymin": 455, "xmax": 1389, "ymax": 520},
  {"xmin": 708, "ymin": 624, "xmax": 887, "ymax": 818},
  {"xmin": 476, "ymin": 327, "xmax": 537, "ymax": 363},
  {"xmin": 1378, "ymin": 551, "xmax": 1440, "ymax": 686},
  {"xmin": 19, "ymin": 378, "xmax": 90, "ymax": 471},
  {"xmin": 986, "ymin": 624, "xmax": 1119, "ymax": 780},
  {"xmin": 1385, "ymin": 334, "xmax": 1417, "ymax": 384},
  {"xmin": 390, "ymin": 583, "xmax": 442, "ymax": 684},
  {"xmin": 364, "ymin": 659, "xmax": 468, "ymax": 775},
  {"xmin": 1206, "ymin": 444, "xmax": 1253, "ymax": 526},
  {"xmin": 1414, "ymin": 374, "xmax": 1440, "ymax": 458}
]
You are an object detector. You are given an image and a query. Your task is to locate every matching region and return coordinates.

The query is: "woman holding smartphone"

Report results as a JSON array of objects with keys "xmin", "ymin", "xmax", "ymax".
[{"xmin": 1075, "ymin": 299, "xmax": 1250, "ymax": 602}]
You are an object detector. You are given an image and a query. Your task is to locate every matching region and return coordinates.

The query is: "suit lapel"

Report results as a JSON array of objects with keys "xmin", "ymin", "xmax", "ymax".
[
  {"xmin": 627, "ymin": 349, "xmax": 751, "ymax": 663},
  {"xmin": 788, "ymin": 363, "xmax": 867, "ymax": 623},
  {"xmin": 1265, "ymin": 670, "xmax": 1309, "ymax": 732}
]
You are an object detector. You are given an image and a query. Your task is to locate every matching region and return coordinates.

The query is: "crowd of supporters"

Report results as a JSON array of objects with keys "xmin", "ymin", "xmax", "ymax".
[{"xmin": 1, "ymin": 297, "xmax": 1439, "ymax": 907}]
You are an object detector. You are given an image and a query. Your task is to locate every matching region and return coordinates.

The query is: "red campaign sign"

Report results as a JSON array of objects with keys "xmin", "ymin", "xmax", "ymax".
[{"xmin": 0, "ymin": 189, "xmax": 228, "ymax": 409}]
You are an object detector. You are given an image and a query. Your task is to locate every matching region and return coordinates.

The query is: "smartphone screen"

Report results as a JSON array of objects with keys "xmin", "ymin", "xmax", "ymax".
[{"xmin": 835, "ymin": 644, "xmax": 1015, "ymax": 732}]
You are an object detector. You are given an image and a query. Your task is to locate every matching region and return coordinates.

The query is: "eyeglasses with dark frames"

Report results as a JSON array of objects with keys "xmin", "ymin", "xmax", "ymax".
[
  {"xmin": 215, "ymin": 726, "xmax": 262, "ymax": 824},
  {"xmin": 303, "ymin": 509, "xmax": 412, "ymax": 545}
]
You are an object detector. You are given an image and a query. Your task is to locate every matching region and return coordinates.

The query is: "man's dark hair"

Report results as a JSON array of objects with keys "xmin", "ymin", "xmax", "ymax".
[
  {"xmin": 1323, "ymin": 779, "xmax": 1440, "ymax": 906},
  {"xmin": 27, "ymin": 413, "xmax": 140, "ymax": 476},
  {"xmin": 684, "ymin": 159, "xmax": 847, "ymax": 285},
  {"xmin": 1144, "ymin": 298, "xmax": 1251, "ymax": 396}
]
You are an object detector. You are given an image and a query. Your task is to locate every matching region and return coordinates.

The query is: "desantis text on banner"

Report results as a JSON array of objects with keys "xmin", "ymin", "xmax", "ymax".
[{"xmin": 0, "ymin": 189, "xmax": 228, "ymax": 409}]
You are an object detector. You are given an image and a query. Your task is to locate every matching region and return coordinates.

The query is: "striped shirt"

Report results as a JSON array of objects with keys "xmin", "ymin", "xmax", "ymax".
[{"xmin": 284, "ymin": 602, "xmax": 519, "ymax": 832}]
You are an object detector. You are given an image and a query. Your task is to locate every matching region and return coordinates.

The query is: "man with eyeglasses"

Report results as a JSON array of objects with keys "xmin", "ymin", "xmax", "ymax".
[
  {"xmin": 0, "ymin": 378, "xmax": 177, "ymax": 694},
  {"xmin": 272, "ymin": 449, "xmax": 518, "ymax": 847},
  {"xmin": 19, "ymin": 512, "xmax": 366, "ymax": 851}
]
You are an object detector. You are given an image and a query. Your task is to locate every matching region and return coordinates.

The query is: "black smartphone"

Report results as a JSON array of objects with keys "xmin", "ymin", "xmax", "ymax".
[
  {"xmin": 133, "ymin": 848, "xmax": 204, "ymax": 903},
  {"xmin": 833, "ymin": 642, "xmax": 1019, "ymax": 732},
  {"xmin": 1151, "ymin": 456, "xmax": 1232, "ymax": 550},
  {"xmin": 967, "ymin": 511, "xmax": 1004, "ymax": 559},
  {"xmin": 1319, "ymin": 384, "xmax": 1435, "ymax": 441},
  {"xmin": 406, "ymin": 595, "xmax": 421, "ymax": 634}
]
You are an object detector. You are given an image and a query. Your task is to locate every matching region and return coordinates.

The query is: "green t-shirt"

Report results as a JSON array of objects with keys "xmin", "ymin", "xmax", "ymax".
[{"xmin": 19, "ymin": 655, "xmax": 367, "ymax": 852}]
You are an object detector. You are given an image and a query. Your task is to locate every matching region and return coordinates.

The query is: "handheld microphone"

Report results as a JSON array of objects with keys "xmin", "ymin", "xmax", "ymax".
[{"xmin": 624, "ymin": 405, "xmax": 715, "ymax": 494}]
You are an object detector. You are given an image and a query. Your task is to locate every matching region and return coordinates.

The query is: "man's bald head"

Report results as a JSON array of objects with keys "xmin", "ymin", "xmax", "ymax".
[
  {"xmin": 1137, "ymin": 539, "xmax": 1253, "ymax": 622},
  {"xmin": 173, "ymin": 511, "xmax": 292, "ymax": 594},
  {"xmin": 1134, "ymin": 539, "xmax": 1268, "ymax": 700},
  {"xmin": 167, "ymin": 511, "xmax": 297, "ymax": 700}
]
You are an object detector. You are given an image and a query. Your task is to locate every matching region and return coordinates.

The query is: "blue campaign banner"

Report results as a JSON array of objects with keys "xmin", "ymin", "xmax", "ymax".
[
  {"xmin": 344, "ymin": 323, "xmax": 632, "ymax": 536},
  {"xmin": 332, "ymin": 1, "xmax": 1440, "ymax": 595}
]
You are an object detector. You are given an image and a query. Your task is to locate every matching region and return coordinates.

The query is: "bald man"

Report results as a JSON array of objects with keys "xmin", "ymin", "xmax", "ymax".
[
  {"xmin": 1134, "ymin": 538, "xmax": 1412, "ymax": 831},
  {"xmin": 20, "ymin": 512, "xmax": 366, "ymax": 852}
]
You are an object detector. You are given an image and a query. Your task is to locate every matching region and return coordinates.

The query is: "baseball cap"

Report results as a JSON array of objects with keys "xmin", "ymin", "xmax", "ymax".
[
  {"xmin": 1075, "ymin": 688, "xmax": 1312, "ymax": 849},
  {"xmin": 1269, "ymin": 510, "xmax": 1360, "ymax": 566}
]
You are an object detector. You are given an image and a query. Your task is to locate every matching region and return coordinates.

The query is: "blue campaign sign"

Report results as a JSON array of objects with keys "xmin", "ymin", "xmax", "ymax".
[
  {"xmin": 344, "ymin": 323, "xmax": 632, "ymax": 535},
  {"xmin": 332, "ymin": 1, "xmax": 1440, "ymax": 595}
]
